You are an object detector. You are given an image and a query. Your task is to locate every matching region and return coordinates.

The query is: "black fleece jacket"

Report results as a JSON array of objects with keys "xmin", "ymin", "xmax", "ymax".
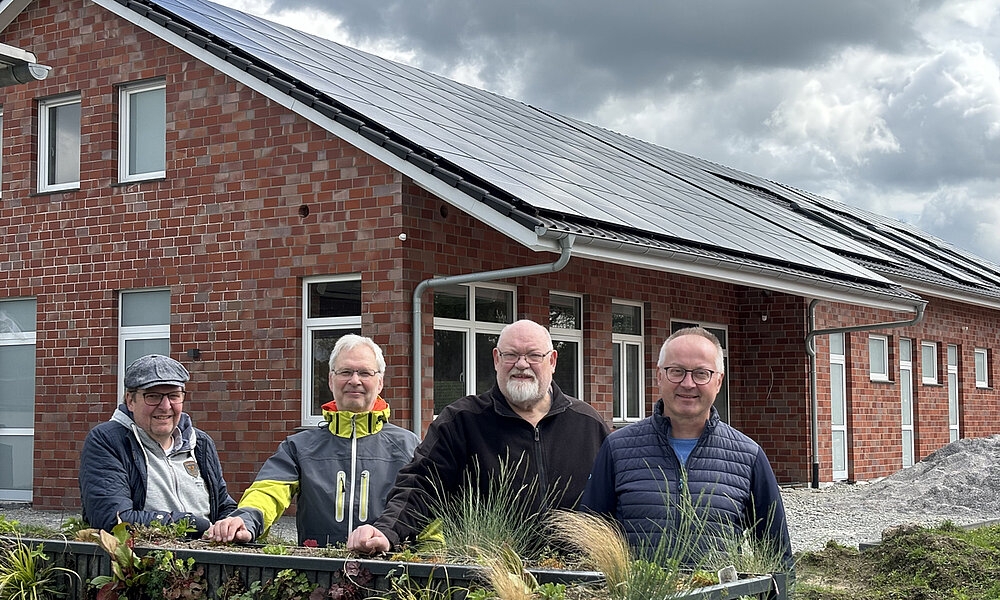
[{"xmin": 373, "ymin": 382, "xmax": 609, "ymax": 547}]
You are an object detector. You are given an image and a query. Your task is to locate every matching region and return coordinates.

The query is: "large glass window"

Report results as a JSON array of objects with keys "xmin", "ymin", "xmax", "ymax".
[
  {"xmin": 899, "ymin": 338, "xmax": 914, "ymax": 468},
  {"xmin": 38, "ymin": 95, "xmax": 81, "ymax": 192},
  {"xmin": 829, "ymin": 333, "xmax": 848, "ymax": 480},
  {"xmin": 550, "ymin": 293, "xmax": 582, "ymax": 398},
  {"xmin": 975, "ymin": 348, "xmax": 989, "ymax": 388},
  {"xmin": 948, "ymin": 344, "xmax": 959, "ymax": 442},
  {"xmin": 119, "ymin": 290, "xmax": 171, "ymax": 399},
  {"xmin": 433, "ymin": 283, "xmax": 514, "ymax": 413},
  {"xmin": 120, "ymin": 80, "xmax": 166, "ymax": 182},
  {"xmin": 670, "ymin": 320, "xmax": 730, "ymax": 422},
  {"xmin": 612, "ymin": 302, "xmax": 643, "ymax": 422},
  {"xmin": 869, "ymin": 334, "xmax": 889, "ymax": 381},
  {"xmin": 0, "ymin": 298, "xmax": 36, "ymax": 501},
  {"xmin": 302, "ymin": 277, "xmax": 362, "ymax": 424},
  {"xmin": 921, "ymin": 341, "xmax": 938, "ymax": 384}
]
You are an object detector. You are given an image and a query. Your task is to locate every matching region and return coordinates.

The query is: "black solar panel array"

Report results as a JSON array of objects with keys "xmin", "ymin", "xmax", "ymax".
[{"xmin": 139, "ymin": 0, "xmax": 1000, "ymax": 301}]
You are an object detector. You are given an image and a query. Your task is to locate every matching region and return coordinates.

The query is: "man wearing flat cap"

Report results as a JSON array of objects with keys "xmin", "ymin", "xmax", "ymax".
[{"xmin": 79, "ymin": 354, "xmax": 237, "ymax": 536}]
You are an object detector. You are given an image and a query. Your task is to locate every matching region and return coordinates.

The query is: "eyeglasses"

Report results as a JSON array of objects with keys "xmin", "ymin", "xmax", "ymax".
[
  {"xmin": 138, "ymin": 391, "xmax": 186, "ymax": 406},
  {"xmin": 661, "ymin": 367, "xmax": 716, "ymax": 385},
  {"xmin": 496, "ymin": 350, "xmax": 553, "ymax": 365},
  {"xmin": 333, "ymin": 368, "xmax": 381, "ymax": 381}
]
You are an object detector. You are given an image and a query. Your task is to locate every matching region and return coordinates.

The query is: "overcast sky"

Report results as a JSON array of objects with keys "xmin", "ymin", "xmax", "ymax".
[{"xmin": 215, "ymin": 0, "xmax": 1000, "ymax": 265}]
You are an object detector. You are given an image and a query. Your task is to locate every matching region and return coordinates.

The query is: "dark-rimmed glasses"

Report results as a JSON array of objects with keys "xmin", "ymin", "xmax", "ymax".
[
  {"xmin": 661, "ymin": 367, "xmax": 716, "ymax": 385},
  {"xmin": 138, "ymin": 391, "xmax": 186, "ymax": 406}
]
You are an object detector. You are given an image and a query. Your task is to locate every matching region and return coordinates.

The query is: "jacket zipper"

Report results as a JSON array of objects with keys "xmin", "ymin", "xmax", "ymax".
[
  {"xmin": 348, "ymin": 417, "xmax": 358, "ymax": 535},
  {"xmin": 533, "ymin": 427, "xmax": 549, "ymax": 508}
]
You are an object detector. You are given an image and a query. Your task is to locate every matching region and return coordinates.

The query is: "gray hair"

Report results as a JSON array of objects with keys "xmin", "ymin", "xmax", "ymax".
[
  {"xmin": 328, "ymin": 334, "xmax": 386, "ymax": 374},
  {"xmin": 657, "ymin": 326, "xmax": 724, "ymax": 373}
]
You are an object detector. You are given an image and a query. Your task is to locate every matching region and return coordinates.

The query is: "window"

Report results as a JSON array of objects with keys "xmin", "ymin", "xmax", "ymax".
[
  {"xmin": 0, "ymin": 108, "xmax": 4, "ymax": 197},
  {"xmin": 302, "ymin": 277, "xmax": 362, "ymax": 424},
  {"xmin": 38, "ymin": 95, "xmax": 81, "ymax": 192},
  {"xmin": 829, "ymin": 333, "xmax": 848, "ymax": 480},
  {"xmin": 948, "ymin": 344, "xmax": 959, "ymax": 442},
  {"xmin": 921, "ymin": 341, "xmax": 938, "ymax": 384},
  {"xmin": 433, "ymin": 283, "xmax": 514, "ymax": 413},
  {"xmin": 868, "ymin": 334, "xmax": 889, "ymax": 381},
  {"xmin": 119, "ymin": 81, "xmax": 165, "ymax": 182},
  {"xmin": 118, "ymin": 290, "xmax": 171, "ymax": 399},
  {"xmin": 612, "ymin": 301, "xmax": 643, "ymax": 422},
  {"xmin": 975, "ymin": 348, "xmax": 989, "ymax": 388},
  {"xmin": 899, "ymin": 339, "xmax": 914, "ymax": 468},
  {"xmin": 0, "ymin": 298, "xmax": 36, "ymax": 501},
  {"xmin": 550, "ymin": 293, "xmax": 583, "ymax": 398},
  {"xmin": 671, "ymin": 320, "xmax": 730, "ymax": 421}
]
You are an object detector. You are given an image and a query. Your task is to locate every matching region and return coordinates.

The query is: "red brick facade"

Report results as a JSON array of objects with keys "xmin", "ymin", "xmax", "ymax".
[{"xmin": 3, "ymin": 0, "xmax": 1000, "ymax": 510}]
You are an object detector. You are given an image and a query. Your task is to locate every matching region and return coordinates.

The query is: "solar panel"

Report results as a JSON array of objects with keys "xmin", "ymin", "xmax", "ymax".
[{"xmin": 151, "ymin": 0, "xmax": 895, "ymax": 285}]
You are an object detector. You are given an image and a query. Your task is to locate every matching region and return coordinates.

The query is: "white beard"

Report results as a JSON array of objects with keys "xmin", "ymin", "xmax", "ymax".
[{"xmin": 504, "ymin": 373, "xmax": 544, "ymax": 408}]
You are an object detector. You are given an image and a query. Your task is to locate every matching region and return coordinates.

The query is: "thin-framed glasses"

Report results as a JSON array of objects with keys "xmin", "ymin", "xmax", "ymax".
[
  {"xmin": 139, "ymin": 391, "xmax": 186, "ymax": 406},
  {"xmin": 661, "ymin": 366, "xmax": 716, "ymax": 385},
  {"xmin": 496, "ymin": 350, "xmax": 553, "ymax": 365},
  {"xmin": 333, "ymin": 368, "xmax": 381, "ymax": 381}
]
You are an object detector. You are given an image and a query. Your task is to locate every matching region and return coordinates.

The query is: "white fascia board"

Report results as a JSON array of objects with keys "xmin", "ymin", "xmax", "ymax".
[
  {"xmin": 0, "ymin": 0, "xmax": 31, "ymax": 33},
  {"xmin": 889, "ymin": 277, "xmax": 1000, "ymax": 311},
  {"xmin": 568, "ymin": 237, "xmax": 923, "ymax": 313},
  {"xmin": 91, "ymin": 0, "xmax": 547, "ymax": 251}
]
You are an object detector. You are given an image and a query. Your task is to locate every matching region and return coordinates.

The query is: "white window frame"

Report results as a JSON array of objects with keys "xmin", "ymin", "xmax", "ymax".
[
  {"xmin": 829, "ymin": 333, "xmax": 848, "ymax": 481},
  {"xmin": 974, "ymin": 348, "xmax": 989, "ymax": 388},
  {"xmin": 432, "ymin": 282, "xmax": 516, "ymax": 414},
  {"xmin": 0, "ymin": 298, "xmax": 36, "ymax": 501},
  {"xmin": 612, "ymin": 300, "xmax": 644, "ymax": 423},
  {"xmin": 948, "ymin": 344, "xmax": 960, "ymax": 442},
  {"xmin": 868, "ymin": 334, "xmax": 889, "ymax": 382},
  {"xmin": 0, "ymin": 107, "xmax": 4, "ymax": 198},
  {"xmin": 119, "ymin": 80, "xmax": 166, "ymax": 182},
  {"xmin": 301, "ymin": 275, "xmax": 362, "ymax": 426},
  {"xmin": 117, "ymin": 289, "xmax": 171, "ymax": 400},
  {"xmin": 899, "ymin": 338, "xmax": 914, "ymax": 468},
  {"xmin": 921, "ymin": 341, "xmax": 938, "ymax": 385},
  {"xmin": 549, "ymin": 292, "xmax": 583, "ymax": 399},
  {"xmin": 38, "ymin": 95, "xmax": 81, "ymax": 193}
]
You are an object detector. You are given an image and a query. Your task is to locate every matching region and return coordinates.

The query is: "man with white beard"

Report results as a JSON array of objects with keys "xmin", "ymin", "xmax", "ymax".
[{"xmin": 348, "ymin": 319, "xmax": 609, "ymax": 554}]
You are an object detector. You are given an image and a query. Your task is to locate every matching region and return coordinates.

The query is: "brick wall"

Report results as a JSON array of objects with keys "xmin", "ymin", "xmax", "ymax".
[{"xmin": 5, "ymin": 0, "xmax": 1000, "ymax": 512}]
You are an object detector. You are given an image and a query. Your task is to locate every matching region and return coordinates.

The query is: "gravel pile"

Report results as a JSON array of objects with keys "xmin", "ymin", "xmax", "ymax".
[
  {"xmin": 5, "ymin": 435, "xmax": 1000, "ymax": 555},
  {"xmin": 782, "ymin": 434, "xmax": 1000, "ymax": 553}
]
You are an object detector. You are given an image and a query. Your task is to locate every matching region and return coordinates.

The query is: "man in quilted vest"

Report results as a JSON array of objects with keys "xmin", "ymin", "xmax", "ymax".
[{"xmin": 581, "ymin": 326, "xmax": 793, "ymax": 574}]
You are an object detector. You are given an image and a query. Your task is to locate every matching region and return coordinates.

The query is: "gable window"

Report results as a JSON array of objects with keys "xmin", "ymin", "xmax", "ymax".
[
  {"xmin": 550, "ymin": 293, "xmax": 583, "ymax": 398},
  {"xmin": 612, "ymin": 301, "xmax": 644, "ymax": 422},
  {"xmin": 302, "ymin": 276, "xmax": 362, "ymax": 425},
  {"xmin": 119, "ymin": 289, "xmax": 171, "ymax": 400},
  {"xmin": 921, "ymin": 341, "xmax": 938, "ymax": 385},
  {"xmin": 868, "ymin": 334, "xmax": 889, "ymax": 381},
  {"xmin": 974, "ymin": 348, "xmax": 989, "ymax": 388},
  {"xmin": 38, "ymin": 95, "xmax": 81, "ymax": 192},
  {"xmin": 120, "ymin": 80, "xmax": 166, "ymax": 182},
  {"xmin": 0, "ymin": 298, "xmax": 36, "ymax": 501},
  {"xmin": 433, "ymin": 283, "xmax": 514, "ymax": 414}
]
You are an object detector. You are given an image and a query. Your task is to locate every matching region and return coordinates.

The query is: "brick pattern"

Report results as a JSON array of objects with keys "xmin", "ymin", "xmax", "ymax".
[{"xmin": 3, "ymin": 0, "xmax": 1000, "ymax": 511}]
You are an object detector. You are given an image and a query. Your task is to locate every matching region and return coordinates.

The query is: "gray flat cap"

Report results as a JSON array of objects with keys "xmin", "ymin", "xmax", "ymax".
[{"xmin": 124, "ymin": 354, "xmax": 189, "ymax": 390}]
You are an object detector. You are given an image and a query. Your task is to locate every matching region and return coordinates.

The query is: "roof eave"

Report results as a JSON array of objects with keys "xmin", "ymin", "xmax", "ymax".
[{"xmin": 563, "ymin": 233, "xmax": 924, "ymax": 313}]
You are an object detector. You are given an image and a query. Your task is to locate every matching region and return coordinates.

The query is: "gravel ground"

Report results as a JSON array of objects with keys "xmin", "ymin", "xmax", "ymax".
[{"xmin": 5, "ymin": 435, "xmax": 1000, "ymax": 555}]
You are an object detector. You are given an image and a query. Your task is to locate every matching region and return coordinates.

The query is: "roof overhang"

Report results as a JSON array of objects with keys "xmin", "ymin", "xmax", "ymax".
[{"xmin": 888, "ymin": 276, "xmax": 1000, "ymax": 311}]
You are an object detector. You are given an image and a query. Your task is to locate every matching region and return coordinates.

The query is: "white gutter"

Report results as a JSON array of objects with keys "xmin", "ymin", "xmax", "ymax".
[
  {"xmin": 804, "ymin": 298, "xmax": 926, "ymax": 488},
  {"xmin": 409, "ymin": 235, "xmax": 574, "ymax": 435}
]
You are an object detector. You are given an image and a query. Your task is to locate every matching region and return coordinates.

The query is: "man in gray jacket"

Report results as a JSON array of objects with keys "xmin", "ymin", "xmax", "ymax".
[
  {"xmin": 206, "ymin": 334, "xmax": 419, "ymax": 545},
  {"xmin": 79, "ymin": 354, "xmax": 237, "ymax": 536}
]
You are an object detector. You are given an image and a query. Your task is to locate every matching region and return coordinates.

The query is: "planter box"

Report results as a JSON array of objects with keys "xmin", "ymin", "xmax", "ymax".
[{"xmin": 14, "ymin": 537, "xmax": 786, "ymax": 599}]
